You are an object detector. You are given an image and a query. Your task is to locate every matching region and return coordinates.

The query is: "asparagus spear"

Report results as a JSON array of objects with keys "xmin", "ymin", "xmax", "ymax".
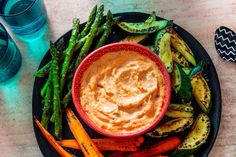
[
  {"xmin": 40, "ymin": 80, "xmax": 48, "ymax": 97},
  {"xmin": 74, "ymin": 36, "xmax": 87, "ymax": 55},
  {"xmin": 78, "ymin": 5, "xmax": 97, "ymax": 39},
  {"xmin": 74, "ymin": 25, "xmax": 106, "ymax": 52},
  {"xmin": 62, "ymin": 89, "xmax": 72, "ymax": 108},
  {"xmin": 34, "ymin": 62, "xmax": 51, "ymax": 78},
  {"xmin": 74, "ymin": 5, "xmax": 104, "ymax": 68},
  {"xmin": 95, "ymin": 10, "xmax": 113, "ymax": 49},
  {"xmin": 62, "ymin": 10, "xmax": 114, "ymax": 108},
  {"xmin": 34, "ymin": 50, "xmax": 65, "ymax": 78},
  {"xmin": 34, "ymin": 6, "xmax": 96, "ymax": 78},
  {"xmin": 41, "ymin": 68, "xmax": 53, "ymax": 130},
  {"xmin": 61, "ymin": 25, "xmax": 106, "ymax": 107},
  {"xmin": 50, "ymin": 42, "xmax": 62, "ymax": 139},
  {"xmin": 60, "ymin": 18, "xmax": 80, "ymax": 93}
]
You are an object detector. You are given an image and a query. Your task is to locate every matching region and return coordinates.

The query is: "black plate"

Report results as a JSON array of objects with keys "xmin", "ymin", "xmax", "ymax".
[{"xmin": 33, "ymin": 12, "xmax": 221, "ymax": 157}]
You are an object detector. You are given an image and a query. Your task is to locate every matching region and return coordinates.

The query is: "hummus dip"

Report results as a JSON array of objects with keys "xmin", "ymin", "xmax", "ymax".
[{"xmin": 80, "ymin": 50, "xmax": 166, "ymax": 134}]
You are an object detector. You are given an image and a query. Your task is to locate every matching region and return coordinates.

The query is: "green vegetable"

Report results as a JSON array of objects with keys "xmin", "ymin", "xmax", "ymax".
[
  {"xmin": 62, "ymin": 6, "xmax": 108, "ymax": 106},
  {"xmin": 60, "ymin": 18, "xmax": 80, "ymax": 93},
  {"xmin": 171, "ymin": 30, "xmax": 196, "ymax": 66},
  {"xmin": 40, "ymin": 80, "xmax": 48, "ymax": 97},
  {"xmin": 61, "ymin": 5, "xmax": 107, "ymax": 106},
  {"xmin": 34, "ymin": 52, "xmax": 65, "ymax": 78},
  {"xmin": 188, "ymin": 61, "xmax": 205, "ymax": 78},
  {"xmin": 50, "ymin": 42, "xmax": 62, "ymax": 139},
  {"xmin": 146, "ymin": 117, "xmax": 194, "ymax": 138},
  {"xmin": 41, "ymin": 69, "xmax": 53, "ymax": 130},
  {"xmin": 166, "ymin": 104, "xmax": 194, "ymax": 118},
  {"xmin": 117, "ymin": 20, "xmax": 172, "ymax": 34},
  {"xmin": 172, "ymin": 63, "xmax": 192, "ymax": 102},
  {"xmin": 75, "ymin": 5, "xmax": 104, "ymax": 68},
  {"xmin": 144, "ymin": 11, "xmax": 156, "ymax": 25},
  {"xmin": 74, "ymin": 23, "xmax": 106, "ymax": 53},
  {"xmin": 172, "ymin": 48, "xmax": 190, "ymax": 67},
  {"xmin": 182, "ymin": 67, "xmax": 192, "ymax": 75},
  {"xmin": 78, "ymin": 5, "xmax": 97, "ymax": 39},
  {"xmin": 123, "ymin": 12, "xmax": 156, "ymax": 44},
  {"xmin": 155, "ymin": 27, "xmax": 173, "ymax": 73},
  {"xmin": 95, "ymin": 10, "xmax": 114, "ymax": 49},
  {"xmin": 172, "ymin": 113, "xmax": 211, "ymax": 157},
  {"xmin": 34, "ymin": 62, "xmax": 51, "ymax": 78},
  {"xmin": 62, "ymin": 89, "xmax": 72, "ymax": 108},
  {"xmin": 191, "ymin": 73, "xmax": 211, "ymax": 114}
]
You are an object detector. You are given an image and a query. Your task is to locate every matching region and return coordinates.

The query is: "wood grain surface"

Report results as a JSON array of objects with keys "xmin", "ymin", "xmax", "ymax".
[{"xmin": 0, "ymin": 0, "xmax": 236, "ymax": 156}]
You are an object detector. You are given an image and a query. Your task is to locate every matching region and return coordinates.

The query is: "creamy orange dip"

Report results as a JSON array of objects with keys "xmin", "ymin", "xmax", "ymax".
[{"xmin": 80, "ymin": 51, "xmax": 166, "ymax": 134}]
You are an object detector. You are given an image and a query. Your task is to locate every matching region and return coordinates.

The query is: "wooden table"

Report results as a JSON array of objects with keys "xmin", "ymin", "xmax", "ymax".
[{"xmin": 0, "ymin": 0, "xmax": 235, "ymax": 156}]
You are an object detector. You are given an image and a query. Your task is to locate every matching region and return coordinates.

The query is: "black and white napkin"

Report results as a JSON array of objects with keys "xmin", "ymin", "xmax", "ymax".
[{"xmin": 215, "ymin": 26, "xmax": 236, "ymax": 62}]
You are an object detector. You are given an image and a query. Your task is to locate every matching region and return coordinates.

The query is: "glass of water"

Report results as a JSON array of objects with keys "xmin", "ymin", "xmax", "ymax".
[
  {"xmin": 0, "ymin": 23, "xmax": 22, "ymax": 84},
  {"xmin": 0, "ymin": 0, "xmax": 47, "ymax": 35}
]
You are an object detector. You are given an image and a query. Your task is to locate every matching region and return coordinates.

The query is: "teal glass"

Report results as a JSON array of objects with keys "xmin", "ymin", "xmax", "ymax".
[
  {"xmin": 0, "ymin": 0, "xmax": 47, "ymax": 35},
  {"xmin": 0, "ymin": 23, "xmax": 22, "ymax": 84}
]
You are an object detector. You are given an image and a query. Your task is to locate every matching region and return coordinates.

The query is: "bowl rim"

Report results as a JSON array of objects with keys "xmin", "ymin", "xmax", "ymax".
[{"xmin": 72, "ymin": 42, "xmax": 171, "ymax": 138}]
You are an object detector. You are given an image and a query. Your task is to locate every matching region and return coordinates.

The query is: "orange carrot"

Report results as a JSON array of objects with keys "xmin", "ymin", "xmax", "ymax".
[
  {"xmin": 66, "ymin": 108, "xmax": 104, "ymax": 157},
  {"xmin": 58, "ymin": 139, "xmax": 139, "ymax": 151},
  {"xmin": 109, "ymin": 136, "xmax": 181, "ymax": 157},
  {"xmin": 57, "ymin": 137, "xmax": 144, "ymax": 151},
  {"xmin": 34, "ymin": 117, "xmax": 75, "ymax": 157}
]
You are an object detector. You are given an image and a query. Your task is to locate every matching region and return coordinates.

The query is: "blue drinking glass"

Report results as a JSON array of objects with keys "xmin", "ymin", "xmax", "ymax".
[
  {"xmin": 0, "ymin": 0, "xmax": 47, "ymax": 35},
  {"xmin": 0, "ymin": 23, "xmax": 22, "ymax": 84}
]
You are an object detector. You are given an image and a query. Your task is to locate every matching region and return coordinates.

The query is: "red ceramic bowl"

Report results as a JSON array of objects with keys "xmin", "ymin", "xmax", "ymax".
[{"xmin": 72, "ymin": 42, "xmax": 171, "ymax": 138}]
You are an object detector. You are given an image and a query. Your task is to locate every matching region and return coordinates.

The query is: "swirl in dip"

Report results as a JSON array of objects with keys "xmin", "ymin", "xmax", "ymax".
[{"xmin": 80, "ymin": 50, "xmax": 166, "ymax": 134}]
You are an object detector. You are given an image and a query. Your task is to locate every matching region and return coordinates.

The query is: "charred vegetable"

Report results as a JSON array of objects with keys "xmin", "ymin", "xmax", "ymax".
[
  {"xmin": 166, "ymin": 104, "xmax": 194, "ymax": 118},
  {"xmin": 155, "ymin": 27, "xmax": 173, "ymax": 73},
  {"xmin": 50, "ymin": 42, "xmax": 62, "ymax": 139},
  {"xmin": 117, "ymin": 20, "xmax": 171, "ymax": 34},
  {"xmin": 172, "ymin": 48, "xmax": 189, "ymax": 67},
  {"xmin": 172, "ymin": 113, "xmax": 211, "ymax": 157},
  {"xmin": 191, "ymin": 74, "xmax": 211, "ymax": 114},
  {"xmin": 144, "ymin": 11, "xmax": 157, "ymax": 25},
  {"xmin": 171, "ymin": 30, "xmax": 196, "ymax": 66},
  {"xmin": 146, "ymin": 117, "xmax": 194, "ymax": 138},
  {"xmin": 60, "ymin": 18, "xmax": 80, "ymax": 93}
]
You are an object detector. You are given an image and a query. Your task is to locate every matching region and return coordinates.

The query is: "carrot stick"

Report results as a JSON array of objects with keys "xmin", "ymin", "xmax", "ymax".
[
  {"xmin": 58, "ymin": 139, "xmax": 139, "ymax": 151},
  {"xmin": 66, "ymin": 108, "xmax": 104, "ymax": 157},
  {"xmin": 109, "ymin": 136, "xmax": 181, "ymax": 157},
  {"xmin": 58, "ymin": 136, "xmax": 144, "ymax": 148},
  {"xmin": 97, "ymin": 136, "xmax": 144, "ymax": 146},
  {"xmin": 34, "ymin": 117, "xmax": 75, "ymax": 157},
  {"xmin": 58, "ymin": 139, "xmax": 138, "ymax": 151}
]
